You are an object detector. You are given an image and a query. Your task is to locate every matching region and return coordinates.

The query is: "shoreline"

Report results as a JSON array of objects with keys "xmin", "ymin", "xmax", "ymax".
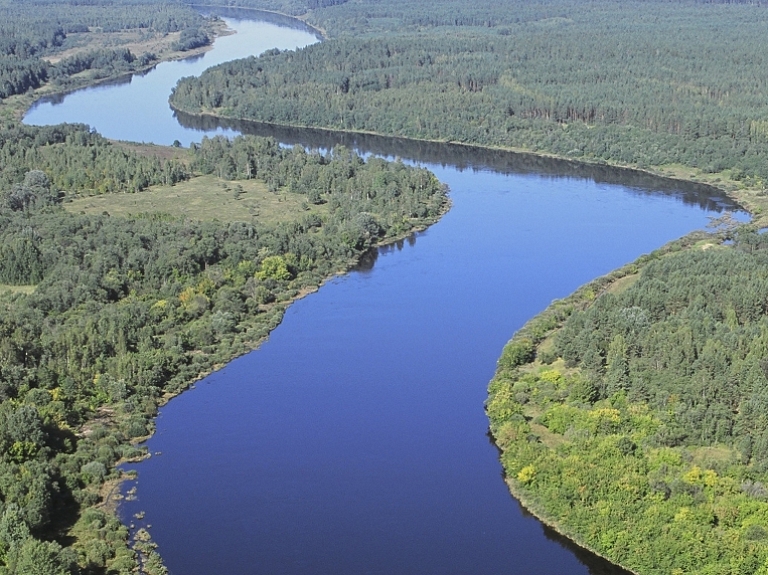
[
  {"xmin": 504, "ymin": 477, "xmax": 641, "ymax": 575},
  {"xmin": 191, "ymin": 4, "xmax": 329, "ymax": 39},
  {"xmin": 3, "ymin": 18, "xmax": 231, "ymax": 123},
  {"xmin": 485, "ymin": 230, "xmax": 733, "ymax": 575},
  {"xmin": 95, "ymin": 214, "xmax": 451, "ymax": 530},
  {"xmin": 169, "ymin": 105, "xmax": 763, "ymax": 227}
]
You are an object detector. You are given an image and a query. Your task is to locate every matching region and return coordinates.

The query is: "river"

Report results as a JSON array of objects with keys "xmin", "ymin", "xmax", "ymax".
[{"xmin": 24, "ymin": 8, "xmax": 746, "ymax": 575}]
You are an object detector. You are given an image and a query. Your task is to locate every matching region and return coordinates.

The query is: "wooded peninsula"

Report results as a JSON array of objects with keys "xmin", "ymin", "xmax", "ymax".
[{"xmin": 3, "ymin": 0, "xmax": 768, "ymax": 573}]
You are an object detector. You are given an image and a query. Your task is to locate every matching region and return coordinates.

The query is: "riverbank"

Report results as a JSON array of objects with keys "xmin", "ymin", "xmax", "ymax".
[
  {"xmin": 192, "ymin": 4, "xmax": 329, "ymax": 39},
  {"xmin": 486, "ymin": 228, "xmax": 768, "ymax": 574},
  {"xmin": 0, "ymin": 118, "xmax": 449, "ymax": 573},
  {"xmin": 0, "ymin": 17, "xmax": 230, "ymax": 123},
  {"xmin": 12, "ymin": 5, "xmax": 752, "ymax": 575}
]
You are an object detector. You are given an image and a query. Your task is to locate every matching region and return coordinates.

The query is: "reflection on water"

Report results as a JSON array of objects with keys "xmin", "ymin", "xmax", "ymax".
[
  {"xmin": 195, "ymin": 5, "xmax": 324, "ymax": 37},
  {"xmin": 175, "ymin": 110, "xmax": 740, "ymax": 214},
  {"xmin": 353, "ymin": 233, "xmax": 422, "ymax": 273},
  {"xmin": 24, "ymin": 10, "xmax": 320, "ymax": 145}
]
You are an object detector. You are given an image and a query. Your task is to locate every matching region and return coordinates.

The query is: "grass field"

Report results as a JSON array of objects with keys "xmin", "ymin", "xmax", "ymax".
[
  {"xmin": 64, "ymin": 174, "xmax": 328, "ymax": 224},
  {"xmin": 110, "ymin": 141, "xmax": 191, "ymax": 162},
  {"xmin": 0, "ymin": 285, "xmax": 36, "ymax": 295}
]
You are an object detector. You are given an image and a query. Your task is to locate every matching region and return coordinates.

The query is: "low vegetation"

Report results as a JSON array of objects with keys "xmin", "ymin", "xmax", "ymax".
[{"xmin": 66, "ymin": 174, "xmax": 327, "ymax": 225}]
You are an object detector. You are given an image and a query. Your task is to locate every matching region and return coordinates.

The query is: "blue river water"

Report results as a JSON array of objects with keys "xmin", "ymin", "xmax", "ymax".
[{"xmin": 25, "ymin": 8, "xmax": 746, "ymax": 575}]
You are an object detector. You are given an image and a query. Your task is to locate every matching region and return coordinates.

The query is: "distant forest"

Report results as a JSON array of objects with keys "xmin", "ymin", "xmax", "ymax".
[
  {"xmin": 170, "ymin": 0, "xmax": 768, "ymax": 186},
  {"xmin": 0, "ymin": 0, "xmax": 211, "ymax": 100}
]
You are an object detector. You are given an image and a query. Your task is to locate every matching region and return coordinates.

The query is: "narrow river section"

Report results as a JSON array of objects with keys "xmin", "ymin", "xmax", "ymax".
[{"xmin": 25, "ymin": 8, "xmax": 747, "ymax": 575}]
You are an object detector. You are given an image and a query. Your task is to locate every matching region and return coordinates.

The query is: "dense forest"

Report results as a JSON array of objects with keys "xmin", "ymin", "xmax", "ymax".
[
  {"xmin": 0, "ymin": 123, "xmax": 189, "ymax": 193},
  {"xmin": 0, "ymin": 119, "xmax": 445, "ymax": 574},
  {"xmin": 0, "ymin": 2, "xmax": 442, "ymax": 572},
  {"xmin": 190, "ymin": 0, "xmax": 349, "ymax": 17},
  {"xmin": 170, "ymin": 0, "xmax": 768, "ymax": 187},
  {"xmin": 487, "ymin": 230, "xmax": 768, "ymax": 574}
]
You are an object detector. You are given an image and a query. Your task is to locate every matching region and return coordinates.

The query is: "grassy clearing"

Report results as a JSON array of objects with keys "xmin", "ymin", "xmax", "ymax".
[
  {"xmin": 110, "ymin": 141, "xmax": 191, "ymax": 162},
  {"xmin": 605, "ymin": 273, "xmax": 639, "ymax": 296},
  {"xmin": 690, "ymin": 445, "xmax": 738, "ymax": 467},
  {"xmin": 47, "ymin": 29, "xmax": 184, "ymax": 65},
  {"xmin": 45, "ymin": 20, "xmax": 230, "ymax": 65},
  {"xmin": 0, "ymin": 285, "xmax": 36, "ymax": 295},
  {"xmin": 65, "ymin": 174, "xmax": 328, "ymax": 224}
]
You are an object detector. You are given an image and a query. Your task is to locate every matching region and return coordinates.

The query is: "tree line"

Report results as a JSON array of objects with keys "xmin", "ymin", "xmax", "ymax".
[
  {"xmin": 0, "ymin": 0, "xmax": 210, "ymax": 100},
  {"xmin": 0, "ymin": 122, "xmax": 189, "ymax": 193}
]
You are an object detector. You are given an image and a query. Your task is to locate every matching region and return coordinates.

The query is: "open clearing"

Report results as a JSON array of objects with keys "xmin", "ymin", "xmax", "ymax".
[
  {"xmin": 64, "ymin": 174, "xmax": 328, "ymax": 224},
  {"xmin": 0, "ymin": 285, "xmax": 36, "ymax": 295}
]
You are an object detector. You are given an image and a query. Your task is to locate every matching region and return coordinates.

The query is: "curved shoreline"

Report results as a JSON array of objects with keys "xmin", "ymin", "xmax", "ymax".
[
  {"xmin": 505, "ymin": 478, "xmax": 640, "ymax": 575},
  {"xmin": 4, "ymin": 19, "xmax": 230, "ymax": 123},
  {"xmin": 485, "ymin": 228, "xmax": 752, "ymax": 575},
  {"xmin": 191, "ymin": 4, "xmax": 329, "ymax": 39},
  {"xmin": 169, "ymin": 105, "xmax": 760, "ymax": 225},
  {"xmin": 168, "ymin": 88, "xmax": 760, "ymax": 575}
]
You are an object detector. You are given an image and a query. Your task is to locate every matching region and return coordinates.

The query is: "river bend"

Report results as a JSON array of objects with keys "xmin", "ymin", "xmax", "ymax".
[{"xmin": 25, "ymin": 9, "xmax": 745, "ymax": 575}]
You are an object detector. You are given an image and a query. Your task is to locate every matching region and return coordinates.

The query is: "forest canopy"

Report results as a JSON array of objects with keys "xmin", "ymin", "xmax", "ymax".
[
  {"xmin": 0, "ymin": 121, "xmax": 446, "ymax": 574},
  {"xmin": 0, "ymin": 0, "xmax": 211, "ymax": 101}
]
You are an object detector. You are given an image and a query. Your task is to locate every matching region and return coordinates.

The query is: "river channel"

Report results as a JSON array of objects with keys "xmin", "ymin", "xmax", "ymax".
[{"xmin": 25, "ymin": 8, "xmax": 746, "ymax": 575}]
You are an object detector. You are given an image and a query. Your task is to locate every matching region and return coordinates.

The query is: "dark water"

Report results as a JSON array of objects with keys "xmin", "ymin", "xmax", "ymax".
[{"xmin": 24, "ymin": 9, "xmax": 747, "ymax": 575}]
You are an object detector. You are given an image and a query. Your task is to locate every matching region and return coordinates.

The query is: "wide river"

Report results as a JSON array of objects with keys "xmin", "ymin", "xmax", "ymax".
[{"xmin": 26, "ymin": 8, "xmax": 746, "ymax": 575}]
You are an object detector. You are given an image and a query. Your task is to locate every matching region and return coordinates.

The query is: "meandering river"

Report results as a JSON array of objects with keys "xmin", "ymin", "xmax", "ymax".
[{"xmin": 25, "ymin": 9, "xmax": 746, "ymax": 575}]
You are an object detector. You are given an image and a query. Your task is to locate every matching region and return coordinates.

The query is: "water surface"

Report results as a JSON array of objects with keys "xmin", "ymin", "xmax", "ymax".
[
  {"xmin": 24, "ymin": 10, "xmax": 746, "ymax": 575},
  {"xmin": 24, "ymin": 9, "xmax": 320, "ymax": 144}
]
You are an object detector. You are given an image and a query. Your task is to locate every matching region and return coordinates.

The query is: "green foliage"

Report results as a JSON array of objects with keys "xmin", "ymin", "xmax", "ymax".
[
  {"xmin": 0, "ymin": 0, "xmax": 208, "ymax": 100},
  {"xmin": 172, "ymin": 28, "xmax": 210, "ymax": 52},
  {"xmin": 257, "ymin": 255, "xmax": 292, "ymax": 281},
  {"xmin": 1, "ymin": 538, "xmax": 75, "ymax": 575},
  {"xmin": 488, "ymin": 232, "xmax": 768, "ymax": 575},
  {"xmin": 0, "ymin": 122, "xmax": 189, "ymax": 193},
  {"xmin": 498, "ymin": 338, "xmax": 535, "ymax": 370}
]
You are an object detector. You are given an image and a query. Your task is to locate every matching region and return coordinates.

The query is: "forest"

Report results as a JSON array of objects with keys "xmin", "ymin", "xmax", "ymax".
[
  {"xmin": 0, "ymin": 1, "xmax": 445, "ymax": 573},
  {"xmin": 6, "ymin": 0, "xmax": 768, "ymax": 573},
  {"xmin": 487, "ymin": 230, "xmax": 768, "ymax": 575},
  {"xmin": 0, "ymin": 0, "xmax": 212, "ymax": 102},
  {"xmin": 170, "ymin": 0, "xmax": 768, "ymax": 187}
]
